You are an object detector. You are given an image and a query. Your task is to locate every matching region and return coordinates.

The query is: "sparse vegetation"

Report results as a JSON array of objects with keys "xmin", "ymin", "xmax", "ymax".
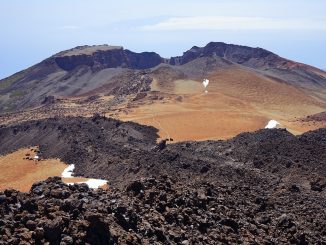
[
  {"xmin": 9, "ymin": 89, "xmax": 27, "ymax": 98},
  {"xmin": 0, "ymin": 71, "xmax": 25, "ymax": 89}
]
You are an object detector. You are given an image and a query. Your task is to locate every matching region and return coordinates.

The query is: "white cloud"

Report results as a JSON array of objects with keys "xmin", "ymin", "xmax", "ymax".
[{"xmin": 142, "ymin": 16, "xmax": 326, "ymax": 31}]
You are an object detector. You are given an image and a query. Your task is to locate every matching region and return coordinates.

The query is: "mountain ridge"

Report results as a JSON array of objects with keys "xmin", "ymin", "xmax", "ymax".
[
  {"xmin": 1, "ymin": 41, "xmax": 325, "ymax": 113},
  {"xmin": 2, "ymin": 41, "xmax": 325, "ymax": 80}
]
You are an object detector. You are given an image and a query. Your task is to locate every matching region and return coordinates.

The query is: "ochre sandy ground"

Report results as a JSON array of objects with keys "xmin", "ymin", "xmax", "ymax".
[
  {"xmin": 118, "ymin": 67, "xmax": 326, "ymax": 142},
  {"xmin": 0, "ymin": 148, "xmax": 67, "ymax": 192},
  {"xmin": 119, "ymin": 93, "xmax": 268, "ymax": 141},
  {"xmin": 0, "ymin": 147, "xmax": 107, "ymax": 192}
]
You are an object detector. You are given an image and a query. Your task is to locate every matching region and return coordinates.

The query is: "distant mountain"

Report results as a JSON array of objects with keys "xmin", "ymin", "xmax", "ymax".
[
  {"xmin": 170, "ymin": 42, "xmax": 326, "ymax": 90},
  {"xmin": 0, "ymin": 42, "xmax": 325, "ymax": 113}
]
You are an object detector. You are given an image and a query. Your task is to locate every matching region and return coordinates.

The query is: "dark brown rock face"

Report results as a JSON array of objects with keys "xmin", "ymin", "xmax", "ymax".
[
  {"xmin": 54, "ymin": 49, "xmax": 164, "ymax": 71},
  {"xmin": 169, "ymin": 42, "xmax": 279, "ymax": 66},
  {"xmin": 57, "ymin": 43, "xmax": 271, "ymax": 72}
]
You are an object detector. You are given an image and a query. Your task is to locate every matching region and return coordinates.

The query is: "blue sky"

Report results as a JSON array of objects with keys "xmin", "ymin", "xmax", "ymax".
[{"xmin": 1, "ymin": 0, "xmax": 326, "ymax": 79}]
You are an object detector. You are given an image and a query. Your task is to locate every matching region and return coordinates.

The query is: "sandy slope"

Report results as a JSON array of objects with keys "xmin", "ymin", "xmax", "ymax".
[
  {"xmin": 0, "ymin": 148, "xmax": 67, "ymax": 192},
  {"xmin": 0, "ymin": 66, "xmax": 324, "ymax": 143},
  {"xmin": 120, "ymin": 93, "xmax": 267, "ymax": 141},
  {"xmin": 0, "ymin": 147, "xmax": 108, "ymax": 192},
  {"xmin": 118, "ymin": 67, "xmax": 326, "ymax": 142}
]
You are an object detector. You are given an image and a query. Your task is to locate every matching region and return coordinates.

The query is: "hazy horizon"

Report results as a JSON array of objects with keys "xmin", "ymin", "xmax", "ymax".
[{"xmin": 1, "ymin": 0, "xmax": 325, "ymax": 79}]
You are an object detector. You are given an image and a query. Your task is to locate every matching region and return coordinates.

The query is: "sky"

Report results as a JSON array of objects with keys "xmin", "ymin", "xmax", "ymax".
[{"xmin": 1, "ymin": 0, "xmax": 326, "ymax": 79}]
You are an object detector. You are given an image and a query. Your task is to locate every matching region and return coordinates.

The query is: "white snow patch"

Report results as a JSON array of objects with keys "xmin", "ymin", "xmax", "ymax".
[
  {"xmin": 202, "ymin": 79, "xmax": 209, "ymax": 88},
  {"xmin": 85, "ymin": 179, "xmax": 107, "ymax": 188},
  {"xmin": 265, "ymin": 120, "xmax": 280, "ymax": 129},
  {"xmin": 62, "ymin": 164, "xmax": 107, "ymax": 189},
  {"xmin": 66, "ymin": 179, "xmax": 107, "ymax": 189},
  {"xmin": 62, "ymin": 164, "xmax": 75, "ymax": 178}
]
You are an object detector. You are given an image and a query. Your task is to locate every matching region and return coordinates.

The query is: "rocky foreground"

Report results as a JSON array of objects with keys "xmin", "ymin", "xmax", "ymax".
[
  {"xmin": 0, "ymin": 172, "xmax": 326, "ymax": 244},
  {"xmin": 0, "ymin": 173, "xmax": 325, "ymax": 245},
  {"xmin": 0, "ymin": 116, "xmax": 325, "ymax": 244}
]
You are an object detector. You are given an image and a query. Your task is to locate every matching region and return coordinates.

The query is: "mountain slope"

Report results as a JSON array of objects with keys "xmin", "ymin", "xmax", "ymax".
[
  {"xmin": 0, "ymin": 42, "xmax": 325, "ymax": 140},
  {"xmin": 1, "ymin": 42, "xmax": 325, "ymax": 112},
  {"xmin": 0, "ymin": 45, "xmax": 165, "ymax": 111}
]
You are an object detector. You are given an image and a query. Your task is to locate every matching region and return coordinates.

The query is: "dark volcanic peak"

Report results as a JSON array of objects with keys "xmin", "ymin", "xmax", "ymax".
[
  {"xmin": 0, "ymin": 41, "xmax": 325, "ymax": 113},
  {"xmin": 52, "ymin": 45, "xmax": 165, "ymax": 71},
  {"xmin": 52, "ymin": 42, "xmax": 283, "ymax": 70},
  {"xmin": 1, "ymin": 41, "xmax": 325, "ymax": 76},
  {"xmin": 40, "ymin": 41, "xmax": 326, "ymax": 90},
  {"xmin": 170, "ymin": 42, "xmax": 285, "ymax": 68},
  {"xmin": 39, "ymin": 42, "xmax": 294, "ymax": 72},
  {"xmin": 169, "ymin": 42, "xmax": 326, "ymax": 91}
]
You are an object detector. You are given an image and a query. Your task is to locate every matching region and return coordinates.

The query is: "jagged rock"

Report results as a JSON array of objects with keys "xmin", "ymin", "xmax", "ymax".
[
  {"xmin": 0, "ymin": 175, "xmax": 325, "ymax": 244},
  {"xmin": 289, "ymin": 184, "xmax": 300, "ymax": 192},
  {"xmin": 85, "ymin": 212, "xmax": 111, "ymax": 244},
  {"xmin": 126, "ymin": 181, "xmax": 144, "ymax": 195},
  {"xmin": 34, "ymin": 227, "xmax": 44, "ymax": 240},
  {"xmin": 157, "ymin": 139, "xmax": 167, "ymax": 151},
  {"xmin": 61, "ymin": 235, "xmax": 73, "ymax": 245},
  {"xmin": 43, "ymin": 218, "xmax": 64, "ymax": 242},
  {"xmin": 26, "ymin": 220, "xmax": 37, "ymax": 231},
  {"xmin": 220, "ymin": 218, "xmax": 239, "ymax": 232},
  {"xmin": 310, "ymin": 179, "xmax": 326, "ymax": 192}
]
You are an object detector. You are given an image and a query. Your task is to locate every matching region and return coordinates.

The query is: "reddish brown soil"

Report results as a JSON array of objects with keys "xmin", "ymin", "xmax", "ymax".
[{"xmin": 0, "ymin": 147, "xmax": 66, "ymax": 192}]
